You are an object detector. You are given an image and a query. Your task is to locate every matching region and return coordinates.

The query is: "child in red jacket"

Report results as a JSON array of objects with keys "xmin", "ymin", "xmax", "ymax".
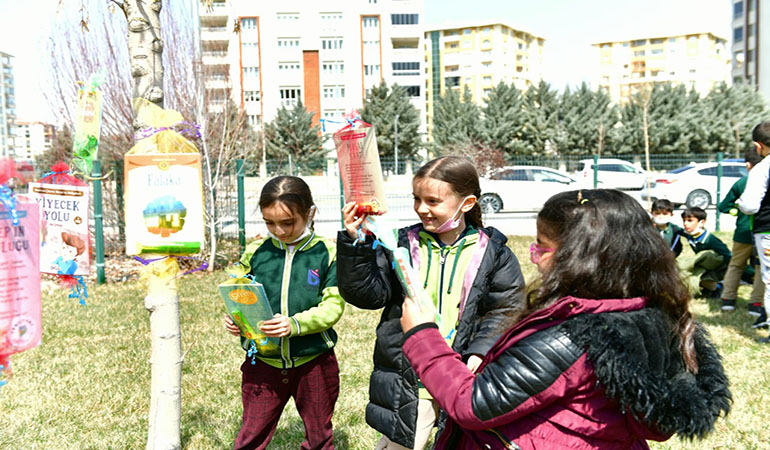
[{"xmin": 401, "ymin": 189, "xmax": 731, "ymax": 449}]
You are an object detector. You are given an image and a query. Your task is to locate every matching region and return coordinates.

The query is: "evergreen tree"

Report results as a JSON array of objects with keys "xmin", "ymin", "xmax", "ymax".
[
  {"xmin": 703, "ymin": 82, "xmax": 766, "ymax": 157},
  {"xmin": 264, "ymin": 101, "xmax": 326, "ymax": 174},
  {"xmin": 34, "ymin": 124, "xmax": 74, "ymax": 173},
  {"xmin": 478, "ymin": 81, "xmax": 525, "ymax": 157},
  {"xmin": 360, "ymin": 81, "xmax": 422, "ymax": 159},
  {"xmin": 431, "ymin": 86, "xmax": 481, "ymax": 151},
  {"xmin": 519, "ymin": 80, "xmax": 559, "ymax": 155},
  {"xmin": 555, "ymin": 83, "xmax": 618, "ymax": 155}
]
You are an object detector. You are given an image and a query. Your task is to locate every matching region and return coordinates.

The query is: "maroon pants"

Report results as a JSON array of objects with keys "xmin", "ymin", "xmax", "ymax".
[{"xmin": 234, "ymin": 349, "xmax": 339, "ymax": 450}]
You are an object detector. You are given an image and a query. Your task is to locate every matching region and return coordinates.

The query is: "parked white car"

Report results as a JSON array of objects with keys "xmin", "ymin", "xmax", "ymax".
[
  {"xmin": 575, "ymin": 158, "xmax": 649, "ymax": 191},
  {"xmin": 641, "ymin": 161, "xmax": 747, "ymax": 208},
  {"xmin": 479, "ymin": 166, "xmax": 579, "ymax": 213}
]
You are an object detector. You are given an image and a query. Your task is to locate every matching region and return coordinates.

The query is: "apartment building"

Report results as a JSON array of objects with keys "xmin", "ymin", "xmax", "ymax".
[
  {"xmin": 732, "ymin": 0, "xmax": 770, "ymax": 101},
  {"xmin": 198, "ymin": 0, "xmax": 426, "ymax": 133},
  {"xmin": 0, "ymin": 51, "xmax": 15, "ymax": 157},
  {"xmin": 11, "ymin": 120, "xmax": 54, "ymax": 161},
  {"xmin": 424, "ymin": 22, "xmax": 544, "ymax": 136},
  {"xmin": 593, "ymin": 31, "xmax": 730, "ymax": 104}
]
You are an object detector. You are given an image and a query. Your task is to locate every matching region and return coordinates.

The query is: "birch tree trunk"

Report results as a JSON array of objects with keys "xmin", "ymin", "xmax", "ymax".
[
  {"xmin": 143, "ymin": 258, "xmax": 182, "ymax": 450},
  {"xmin": 122, "ymin": 0, "xmax": 164, "ymax": 127},
  {"xmin": 118, "ymin": 1, "xmax": 181, "ymax": 448}
]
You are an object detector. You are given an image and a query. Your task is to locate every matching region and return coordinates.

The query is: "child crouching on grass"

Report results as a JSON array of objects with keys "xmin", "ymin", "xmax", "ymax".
[
  {"xmin": 679, "ymin": 206, "xmax": 731, "ymax": 298},
  {"xmin": 224, "ymin": 176, "xmax": 344, "ymax": 450}
]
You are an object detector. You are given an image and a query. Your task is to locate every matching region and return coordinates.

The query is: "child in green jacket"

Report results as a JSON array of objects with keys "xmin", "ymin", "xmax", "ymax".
[
  {"xmin": 224, "ymin": 176, "xmax": 344, "ymax": 449},
  {"xmin": 716, "ymin": 147, "xmax": 765, "ymax": 312},
  {"xmin": 680, "ymin": 207, "xmax": 731, "ymax": 298}
]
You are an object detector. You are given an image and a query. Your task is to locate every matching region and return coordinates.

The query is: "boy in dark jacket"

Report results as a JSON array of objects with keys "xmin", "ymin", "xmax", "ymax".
[{"xmin": 680, "ymin": 207, "xmax": 731, "ymax": 298}]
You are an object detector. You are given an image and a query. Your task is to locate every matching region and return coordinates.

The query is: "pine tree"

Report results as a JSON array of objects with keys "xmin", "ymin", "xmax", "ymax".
[
  {"xmin": 703, "ymin": 82, "xmax": 766, "ymax": 157},
  {"xmin": 519, "ymin": 80, "xmax": 559, "ymax": 155},
  {"xmin": 431, "ymin": 86, "xmax": 481, "ymax": 151},
  {"xmin": 264, "ymin": 101, "xmax": 326, "ymax": 174},
  {"xmin": 478, "ymin": 82, "xmax": 524, "ymax": 157},
  {"xmin": 556, "ymin": 83, "xmax": 618, "ymax": 155},
  {"xmin": 360, "ymin": 81, "xmax": 422, "ymax": 159}
]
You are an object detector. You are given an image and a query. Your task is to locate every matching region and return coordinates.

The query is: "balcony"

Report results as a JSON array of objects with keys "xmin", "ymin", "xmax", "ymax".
[
  {"xmin": 200, "ymin": 1, "xmax": 228, "ymax": 25},
  {"xmin": 202, "ymin": 51, "xmax": 229, "ymax": 68},
  {"xmin": 390, "ymin": 23, "xmax": 421, "ymax": 40},
  {"xmin": 201, "ymin": 26, "xmax": 230, "ymax": 44}
]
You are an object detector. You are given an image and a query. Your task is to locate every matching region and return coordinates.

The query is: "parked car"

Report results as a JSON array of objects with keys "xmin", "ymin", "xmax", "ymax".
[
  {"xmin": 641, "ymin": 161, "xmax": 747, "ymax": 208},
  {"xmin": 479, "ymin": 166, "xmax": 579, "ymax": 213},
  {"xmin": 575, "ymin": 158, "xmax": 649, "ymax": 191}
]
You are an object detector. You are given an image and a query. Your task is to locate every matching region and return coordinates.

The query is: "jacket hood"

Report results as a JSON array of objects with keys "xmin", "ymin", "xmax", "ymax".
[{"xmin": 562, "ymin": 307, "xmax": 732, "ymax": 441}]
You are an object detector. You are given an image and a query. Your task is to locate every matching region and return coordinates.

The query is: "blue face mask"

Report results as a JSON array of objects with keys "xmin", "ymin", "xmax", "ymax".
[{"xmin": 434, "ymin": 196, "xmax": 475, "ymax": 233}]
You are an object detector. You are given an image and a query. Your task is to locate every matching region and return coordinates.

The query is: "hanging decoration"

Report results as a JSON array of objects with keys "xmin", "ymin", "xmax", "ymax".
[
  {"xmin": 0, "ymin": 158, "xmax": 41, "ymax": 387},
  {"xmin": 28, "ymin": 161, "xmax": 90, "ymax": 306},
  {"xmin": 72, "ymin": 70, "xmax": 105, "ymax": 175}
]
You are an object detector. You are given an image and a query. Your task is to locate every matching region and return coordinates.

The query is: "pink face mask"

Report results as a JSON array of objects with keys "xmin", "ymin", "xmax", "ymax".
[{"xmin": 434, "ymin": 196, "xmax": 475, "ymax": 233}]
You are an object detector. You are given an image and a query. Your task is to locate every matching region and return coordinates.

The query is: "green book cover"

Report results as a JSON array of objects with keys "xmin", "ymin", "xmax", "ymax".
[{"xmin": 219, "ymin": 279, "xmax": 280, "ymax": 356}]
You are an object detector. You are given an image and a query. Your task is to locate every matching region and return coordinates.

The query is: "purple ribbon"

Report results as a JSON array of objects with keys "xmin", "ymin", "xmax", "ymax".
[
  {"xmin": 133, "ymin": 255, "xmax": 209, "ymax": 275},
  {"xmin": 134, "ymin": 121, "xmax": 202, "ymax": 141}
]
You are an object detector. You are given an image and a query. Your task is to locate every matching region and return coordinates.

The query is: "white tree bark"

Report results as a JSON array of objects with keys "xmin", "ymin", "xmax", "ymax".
[
  {"xmin": 121, "ymin": 0, "xmax": 164, "ymax": 126},
  {"xmin": 143, "ymin": 258, "xmax": 182, "ymax": 450}
]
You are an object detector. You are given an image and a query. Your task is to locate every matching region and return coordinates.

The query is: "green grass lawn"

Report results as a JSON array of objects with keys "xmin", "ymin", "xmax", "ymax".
[{"xmin": 1, "ymin": 233, "xmax": 768, "ymax": 449}]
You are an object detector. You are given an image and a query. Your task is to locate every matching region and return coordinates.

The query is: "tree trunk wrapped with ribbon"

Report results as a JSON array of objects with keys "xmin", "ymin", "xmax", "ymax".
[{"xmin": 0, "ymin": 158, "xmax": 41, "ymax": 388}]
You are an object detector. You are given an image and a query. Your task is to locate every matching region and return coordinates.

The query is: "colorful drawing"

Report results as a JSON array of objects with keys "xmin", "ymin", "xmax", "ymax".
[{"xmin": 143, "ymin": 196, "xmax": 187, "ymax": 237}]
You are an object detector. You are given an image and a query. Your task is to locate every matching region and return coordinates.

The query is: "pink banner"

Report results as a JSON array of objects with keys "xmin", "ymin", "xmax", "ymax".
[{"xmin": 0, "ymin": 201, "xmax": 41, "ymax": 366}]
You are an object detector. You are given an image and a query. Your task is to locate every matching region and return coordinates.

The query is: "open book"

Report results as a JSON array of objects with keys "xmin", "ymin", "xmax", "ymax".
[{"xmin": 219, "ymin": 279, "xmax": 280, "ymax": 356}]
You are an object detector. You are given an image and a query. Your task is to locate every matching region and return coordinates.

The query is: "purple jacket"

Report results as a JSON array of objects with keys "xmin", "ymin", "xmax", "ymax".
[{"xmin": 403, "ymin": 296, "xmax": 731, "ymax": 449}]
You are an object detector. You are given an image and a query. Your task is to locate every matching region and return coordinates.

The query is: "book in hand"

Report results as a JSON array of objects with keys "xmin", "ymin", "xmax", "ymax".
[{"xmin": 219, "ymin": 279, "xmax": 280, "ymax": 356}]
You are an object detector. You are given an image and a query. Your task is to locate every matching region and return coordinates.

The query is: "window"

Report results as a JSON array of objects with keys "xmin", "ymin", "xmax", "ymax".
[
  {"xmin": 482, "ymin": 61, "xmax": 492, "ymax": 68},
  {"xmin": 391, "ymin": 14, "xmax": 419, "ymax": 25},
  {"xmin": 516, "ymin": 66, "xmax": 523, "ymax": 72},
  {"xmin": 631, "ymin": 39, "xmax": 646, "ymax": 46},
  {"xmin": 444, "ymin": 30, "xmax": 459, "ymax": 36},
  {"xmin": 483, "ymin": 75, "xmax": 492, "ymax": 83},
  {"xmin": 446, "ymin": 42, "xmax": 458, "ymax": 49},
  {"xmin": 363, "ymin": 40, "xmax": 379, "ymax": 50},
  {"xmin": 320, "ymin": 13, "xmax": 343, "ymax": 21},
  {"xmin": 445, "ymin": 76, "xmax": 460, "ymax": 88},
  {"xmin": 482, "ymin": 39, "xmax": 491, "ymax": 46},
  {"xmin": 463, "ymin": 29, "xmax": 471, "ymax": 35},
  {"xmin": 362, "ymin": 16, "xmax": 378, "ymax": 28},
  {"xmin": 748, "ymin": 0, "xmax": 755, "ymax": 11},
  {"xmin": 482, "ymin": 26, "xmax": 491, "ymax": 34},
  {"xmin": 241, "ymin": 18, "xmax": 257, "ymax": 30},
  {"xmin": 278, "ymin": 38, "xmax": 300, "ymax": 48},
  {"xmin": 650, "ymin": 70, "xmax": 660, "ymax": 77},
  {"xmin": 277, "ymin": 13, "xmax": 299, "ymax": 21},
  {"xmin": 650, "ymin": 38, "xmax": 664, "ymax": 45},
  {"xmin": 364, "ymin": 64, "xmax": 380, "ymax": 76},
  {"xmin": 748, "ymin": 24, "xmax": 755, "ymax": 37},
  {"xmin": 323, "ymin": 85, "xmax": 345, "ymax": 99},
  {"xmin": 651, "ymin": 49, "xmax": 663, "ymax": 55},
  {"xmin": 322, "ymin": 38, "xmax": 343, "ymax": 50},
  {"xmin": 688, "ymin": 35, "xmax": 697, "ymax": 41},
  {"xmin": 748, "ymin": 49, "xmax": 754, "ymax": 62},
  {"xmin": 241, "ymin": 42, "xmax": 258, "ymax": 53},
  {"xmin": 634, "ymin": 50, "xmax": 645, "ymax": 57},
  {"xmin": 242, "ymin": 66, "xmax": 259, "ymax": 78},
  {"xmin": 392, "ymin": 61, "xmax": 420, "ymax": 76},
  {"xmin": 278, "ymin": 62, "xmax": 300, "ymax": 71},
  {"xmin": 368, "ymin": 0, "xmax": 377, "ymax": 3},
  {"xmin": 734, "ymin": 1, "xmax": 743, "ymax": 18},
  {"xmin": 323, "ymin": 109, "xmax": 346, "ymax": 119},
  {"xmin": 279, "ymin": 88, "xmax": 301, "ymax": 107},
  {"xmin": 247, "ymin": 115, "xmax": 261, "ymax": 127},
  {"xmin": 404, "ymin": 85, "xmax": 420, "ymax": 97},
  {"xmin": 322, "ymin": 61, "xmax": 344, "ymax": 75},
  {"xmin": 734, "ymin": 27, "xmax": 743, "ymax": 42},
  {"xmin": 244, "ymin": 91, "xmax": 260, "ymax": 102},
  {"xmin": 669, "ymin": 37, "xmax": 676, "ymax": 43},
  {"xmin": 492, "ymin": 169, "xmax": 527, "ymax": 181}
]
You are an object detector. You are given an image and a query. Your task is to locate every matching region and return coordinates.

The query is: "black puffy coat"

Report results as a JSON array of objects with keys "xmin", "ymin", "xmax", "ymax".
[{"xmin": 336, "ymin": 224, "xmax": 526, "ymax": 448}]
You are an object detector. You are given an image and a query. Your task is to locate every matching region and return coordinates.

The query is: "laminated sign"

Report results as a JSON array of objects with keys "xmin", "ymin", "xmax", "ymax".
[
  {"xmin": 28, "ymin": 182, "xmax": 90, "ymax": 276},
  {"xmin": 0, "ymin": 202, "xmax": 42, "ymax": 364},
  {"xmin": 219, "ymin": 279, "xmax": 280, "ymax": 356},
  {"xmin": 333, "ymin": 122, "xmax": 388, "ymax": 215},
  {"xmin": 124, "ymin": 153, "xmax": 204, "ymax": 255}
]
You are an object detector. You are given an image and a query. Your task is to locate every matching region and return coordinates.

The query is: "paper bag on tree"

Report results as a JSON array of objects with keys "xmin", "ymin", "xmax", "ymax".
[{"xmin": 124, "ymin": 100, "xmax": 204, "ymax": 255}]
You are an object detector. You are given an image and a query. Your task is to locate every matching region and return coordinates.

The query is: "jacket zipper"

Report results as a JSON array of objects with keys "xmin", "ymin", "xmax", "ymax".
[
  {"xmin": 438, "ymin": 248, "xmax": 449, "ymax": 314},
  {"xmin": 280, "ymin": 244, "xmax": 296, "ymax": 369}
]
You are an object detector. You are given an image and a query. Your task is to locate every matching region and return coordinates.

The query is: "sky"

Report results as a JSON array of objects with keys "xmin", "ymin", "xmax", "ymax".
[{"xmin": 0, "ymin": 0, "xmax": 732, "ymax": 124}]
